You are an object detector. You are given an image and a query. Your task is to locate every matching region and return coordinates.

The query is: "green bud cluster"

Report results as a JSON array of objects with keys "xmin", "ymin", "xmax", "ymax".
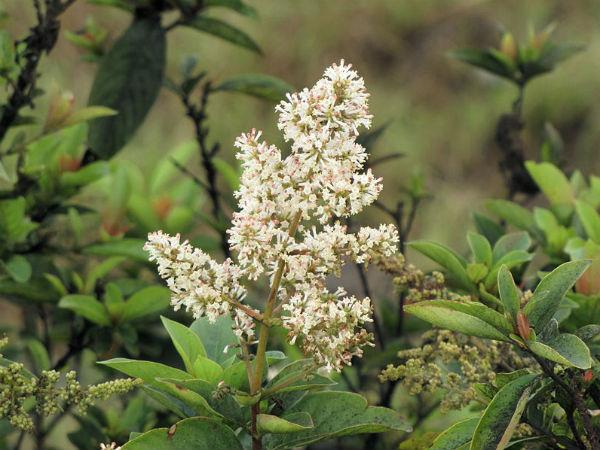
[
  {"xmin": 0, "ymin": 346, "xmax": 141, "ymax": 431},
  {"xmin": 380, "ymin": 330, "xmax": 531, "ymax": 411},
  {"xmin": 376, "ymin": 254, "xmax": 446, "ymax": 303}
]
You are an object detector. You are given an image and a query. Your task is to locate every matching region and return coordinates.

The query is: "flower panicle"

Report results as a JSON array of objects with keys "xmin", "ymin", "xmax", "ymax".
[{"xmin": 145, "ymin": 61, "xmax": 398, "ymax": 372}]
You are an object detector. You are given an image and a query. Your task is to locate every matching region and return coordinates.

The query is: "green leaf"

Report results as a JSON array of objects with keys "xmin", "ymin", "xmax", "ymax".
[
  {"xmin": 150, "ymin": 141, "xmax": 197, "ymax": 195},
  {"xmin": 60, "ymin": 161, "xmax": 110, "ymax": 188},
  {"xmin": 0, "ymin": 197, "xmax": 38, "ymax": 248},
  {"xmin": 484, "ymin": 250, "xmax": 533, "ymax": 290},
  {"xmin": 430, "ymin": 418, "xmax": 478, "ymax": 450},
  {"xmin": 61, "ymin": 106, "xmax": 117, "ymax": 129},
  {"xmin": 205, "ymin": 0, "xmax": 257, "ymax": 18},
  {"xmin": 492, "ymin": 232, "xmax": 531, "ymax": 263},
  {"xmin": 523, "ymin": 260, "xmax": 590, "ymax": 330},
  {"xmin": 404, "ymin": 300, "xmax": 511, "ymax": 341},
  {"xmin": 575, "ymin": 200, "xmax": 600, "ymax": 243},
  {"xmin": 408, "ymin": 240, "xmax": 474, "ymax": 292},
  {"xmin": 470, "ymin": 373, "xmax": 537, "ymax": 450},
  {"xmin": 0, "ymin": 160, "xmax": 10, "ymax": 183},
  {"xmin": 215, "ymin": 74, "xmax": 293, "ymax": 102},
  {"xmin": 192, "ymin": 356, "xmax": 224, "ymax": 384},
  {"xmin": 265, "ymin": 359, "xmax": 334, "ymax": 395},
  {"xmin": 263, "ymin": 391, "xmax": 410, "ymax": 449},
  {"xmin": 1, "ymin": 255, "xmax": 32, "ymax": 283},
  {"xmin": 84, "ymin": 256, "xmax": 125, "ymax": 293},
  {"xmin": 529, "ymin": 333, "xmax": 592, "ymax": 369},
  {"xmin": 88, "ymin": 17, "xmax": 166, "ymax": 159},
  {"xmin": 222, "ymin": 360, "xmax": 249, "ymax": 391},
  {"xmin": 25, "ymin": 338, "xmax": 51, "ymax": 372},
  {"xmin": 525, "ymin": 161, "xmax": 574, "ymax": 206},
  {"xmin": 83, "ymin": 239, "xmax": 148, "ymax": 262},
  {"xmin": 59, "ymin": 294, "xmax": 111, "ymax": 326},
  {"xmin": 190, "ymin": 316, "xmax": 238, "ymax": 364},
  {"xmin": 160, "ymin": 316, "xmax": 207, "ymax": 373},
  {"xmin": 184, "ymin": 16, "xmax": 260, "ymax": 54},
  {"xmin": 574, "ymin": 324, "xmax": 600, "ymax": 343},
  {"xmin": 153, "ymin": 378, "xmax": 224, "ymax": 418},
  {"xmin": 212, "ymin": 157, "xmax": 240, "ymax": 190},
  {"xmin": 258, "ymin": 412, "xmax": 314, "ymax": 435},
  {"xmin": 467, "ymin": 232, "xmax": 492, "ymax": 266},
  {"xmin": 473, "ymin": 212, "xmax": 504, "ymax": 245},
  {"xmin": 449, "ymin": 48, "xmax": 516, "ymax": 80},
  {"xmin": 497, "ymin": 265, "xmax": 521, "ymax": 320},
  {"xmin": 122, "ymin": 286, "xmax": 170, "ymax": 322},
  {"xmin": 99, "ymin": 358, "xmax": 191, "ymax": 387},
  {"xmin": 121, "ymin": 417, "xmax": 242, "ymax": 450},
  {"xmin": 486, "ymin": 200, "xmax": 537, "ymax": 237}
]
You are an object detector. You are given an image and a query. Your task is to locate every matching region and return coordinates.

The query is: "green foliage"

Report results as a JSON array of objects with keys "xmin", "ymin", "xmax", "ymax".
[
  {"xmin": 88, "ymin": 18, "xmax": 166, "ymax": 159},
  {"xmin": 100, "ymin": 317, "xmax": 408, "ymax": 448},
  {"xmin": 450, "ymin": 25, "xmax": 582, "ymax": 86}
]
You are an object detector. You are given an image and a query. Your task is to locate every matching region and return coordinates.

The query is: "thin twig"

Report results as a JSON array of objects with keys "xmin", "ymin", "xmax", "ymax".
[{"xmin": 179, "ymin": 81, "xmax": 231, "ymax": 258}]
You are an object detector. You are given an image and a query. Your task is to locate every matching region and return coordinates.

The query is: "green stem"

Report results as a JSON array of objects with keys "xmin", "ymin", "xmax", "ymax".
[{"xmin": 249, "ymin": 211, "xmax": 302, "ymax": 450}]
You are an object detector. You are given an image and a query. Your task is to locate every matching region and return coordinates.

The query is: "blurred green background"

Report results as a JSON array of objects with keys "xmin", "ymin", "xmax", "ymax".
[{"xmin": 5, "ymin": 0, "xmax": 600, "ymax": 252}]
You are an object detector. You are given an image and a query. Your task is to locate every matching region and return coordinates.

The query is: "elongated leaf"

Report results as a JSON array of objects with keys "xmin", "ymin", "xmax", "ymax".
[
  {"xmin": 449, "ymin": 48, "xmax": 515, "ymax": 80},
  {"xmin": 99, "ymin": 358, "xmax": 191, "ymax": 387},
  {"xmin": 523, "ymin": 260, "xmax": 590, "ymax": 330},
  {"xmin": 60, "ymin": 161, "xmax": 110, "ymax": 188},
  {"xmin": 525, "ymin": 161, "xmax": 574, "ymax": 206},
  {"xmin": 473, "ymin": 212, "xmax": 504, "ymax": 245},
  {"xmin": 408, "ymin": 240, "xmax": 474, "ymax": 292},
  {"xmin": 84, "ymin": 239, "xmax": 148, "ymax": 262},
  {"xmin": 192, "ymin": 356, "xmax": 224, "ymax": 384},
  {"xmin": 160, "ymin": 316, "xmax": 207, "ymax": 373},
  {"xmin": 264, "ymin": 391, "xmax": 410, "ymax": 449},
  {"xmin": 430, "ymin": 418, "xmax": 478, "ymax": 450},
  {"xmin": 486, "ymin": 200, "xmax": 537, "ymax": 236},
  {"xmin": 258, "ymin": 413, "xmax": 314, "ymax": 435},
  {"xmin": 529, "ymin": 333, "xmax": 592, "ymax": 369},
  {"xmin": 88, "ymin": 18, "xmax": 166, "ymax": 158},
  {"xmin": 215, "ymin": 74, "xmax": 293, "ymax": 102},
  {"xmin": 1, "ymin": 255, "xmax": 32, "ymax": 283},
  {"xmin": 84, "ymin": 256, "xmax": 125, "ymax": 293},
  {"xmin": 59, "ymin": 294, "xmax": 111, "ymax": 326},
  {"xmin": 62, "ymin": 106, "xmax": 117, "ymax": 128},
  {"xmin": 154, "ymin": 378, "xmax": 224, "ymax": 418},
  {"xmin": 212, "ymin": 157, "xmax": 240, "ymax": 190},
  {"xmin": 25, "ymin": 338, "xmax": 51, "ymax": 372},
  {"xmin": 404, "ymin": 300, "xmax": 510, "ymax": 341},
  {"xmin": 575, "ymin": 200, "xmax": 600, "ymax": 243},
  {"xmin": 169, "ymin": 378, "xmax": 248, "ymax": 426},
  {"xmin": 497, "ymin": 265, "xmax": 520, "ymax": 320},
  {"xmin": 184, "ymin": 16, "xmax": 260, "ymax": 53},
  {"xmin": 122, "ymin": 417, "xmax": 242, "ymax": 450},
  {"xmin": 122, "ymin": 286, "xmax": 170, "ymax": 322},
  {"xmin": 205, "ymin": 0, "xmax": 257, "ymax": 17},
  {"xmin": 492, "ymin": 232, "xmax": 531, "ymax": 263},
  {"xmin": 467, "ymin": 232, "xmax": 492, "ymax": 266},
  {"xmin": 190, "ymin": 316, "xmax": 238, "ymax": 364},
  {"xmin": 470, "ymin": 373, "xmax": 537, "ymax": 450},
  {"xmin": 265, "ymin": 359, "xmax": 334, "ymax": 395}
]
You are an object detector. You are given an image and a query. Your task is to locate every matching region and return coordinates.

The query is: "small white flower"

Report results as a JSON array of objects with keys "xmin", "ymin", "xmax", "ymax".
[{"xmin": 99, "ymin": 443, "xmax": 121, "ymax": 450}]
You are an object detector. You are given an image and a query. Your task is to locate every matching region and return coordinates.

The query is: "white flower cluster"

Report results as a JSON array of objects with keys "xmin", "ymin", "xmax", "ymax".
[
  {"xmin": 146, "ymin": 61, "xmax": 398, "ymax": 371},
  {"xmin": 99, "ymin": 443, "xmax": 121, "ymax": 450},
  {"xmin": 144, "ymin": 231, "xmax": 246, "ymax": 322}
]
